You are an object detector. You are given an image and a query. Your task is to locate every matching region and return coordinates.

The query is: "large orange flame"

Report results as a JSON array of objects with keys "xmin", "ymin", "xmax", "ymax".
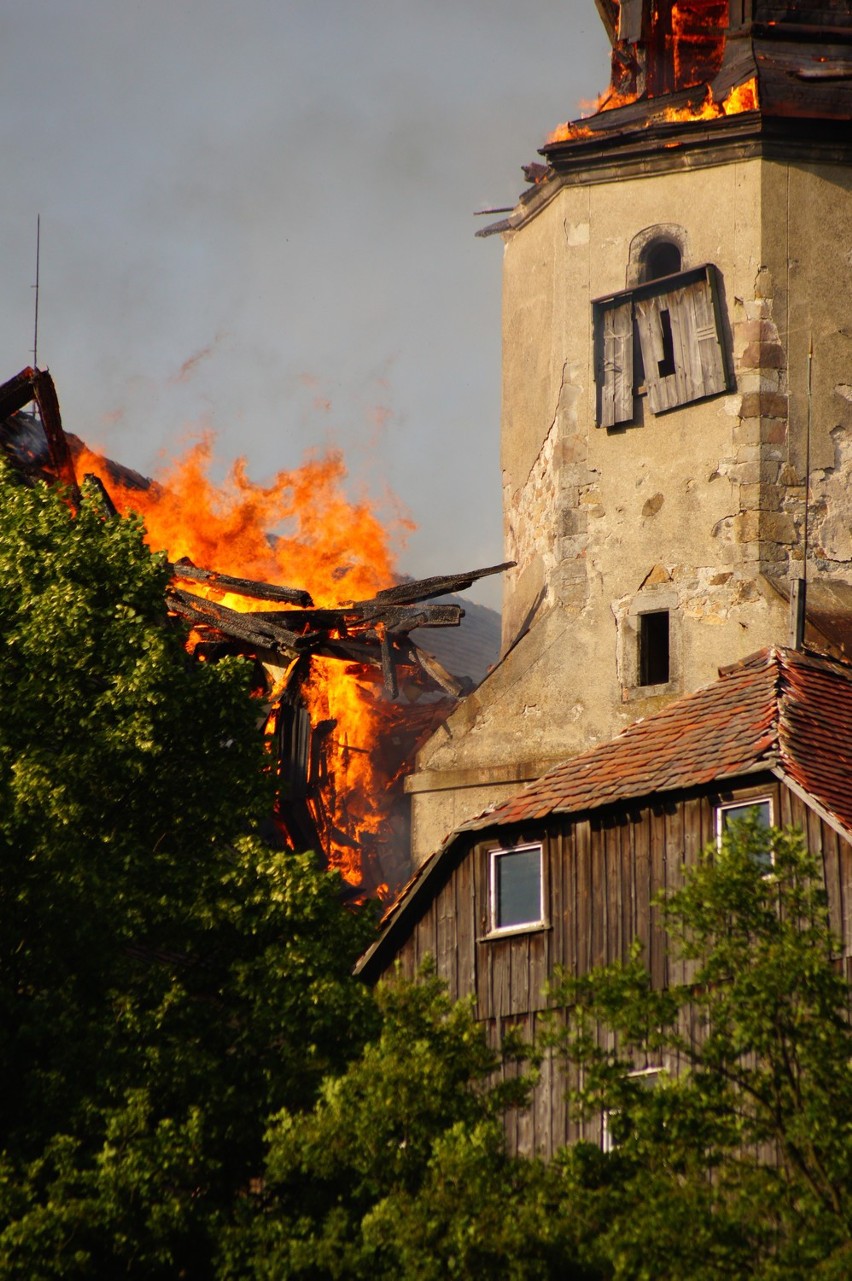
[
  {"xmin": 77, "ymin": 437, "xmax": 411, "ymax": 607},
  {"xmin": 76, "ymin": 437, "xmax": 424, "ymax": 891}
]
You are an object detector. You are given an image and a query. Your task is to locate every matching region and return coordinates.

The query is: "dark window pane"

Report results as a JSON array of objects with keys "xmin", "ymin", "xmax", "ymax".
[
  {"xmin": 494, "ymin": 848, "xmax": 542, "ymax": 929},
  {"xmin": 720, "ymin": 801, "xmax": 773, "ymax": 869},
  {"xmin": 639, "ymin": 611, "xmax": 669, "ymax": 685},
  {"xmin": 721, "ymin": 801, "xmax": 771, "ymax": 830},
  {"xmin": 657, "ymin": 308, "xmax": 676, "ymax": 377}
]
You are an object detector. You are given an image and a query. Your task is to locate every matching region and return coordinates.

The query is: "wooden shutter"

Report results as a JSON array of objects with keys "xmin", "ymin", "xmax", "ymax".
[
  {"xmin": 596, "ymin": 299, "xmax": 634, "ymax": 427},
  {"xmin": 636, "ymin": 271, "xmax": 727, "ymax": 414}
]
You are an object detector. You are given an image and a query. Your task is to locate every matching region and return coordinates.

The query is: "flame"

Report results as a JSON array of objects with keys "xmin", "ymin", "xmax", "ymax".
[
  {"xmin": 722, "ymin": 76, "xmax": 759, "ymax": 114},
  {"xmin": 77, "ymin": 437, "xmax": 412, "ymax": 608},
  {"xmin": 546, "ymin": 76, "xmax": 758, "ymax": 146},
  {"xmin": 302, "ymin": 658, "xmax": 390, "ymax": 887},
  {"xmin": 658, "ymin": 76, "xmax": 759, "ymax": 123},
  {"xmin": 76, "ymin": 436, "xmax": 428, "ymax": 891},
  {"xmin": 547, "ymin": 121, "xmax": 593, "ymax": 144},
  {"xmin": 671, "ymin": 1, "xmax": 729, "ymax": 90},
  {"xmin": 546, "ymin": 1, "xmax": 758, "ymax": 145}
]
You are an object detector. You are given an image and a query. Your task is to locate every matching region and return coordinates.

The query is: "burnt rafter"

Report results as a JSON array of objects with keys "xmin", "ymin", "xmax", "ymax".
[
  {"xmin": 368, "ymin": 562, "xmax": 514, "ymax": 608},
  {"xmin": 0, "ymin": 367, "xmax": 79, "ymax": 502},
  {"xmin": 166, "ymin": 558, "xmax": 510, "ymax": 695},
  {"xmin": 169, "ymin": 559, "xmax": 314, "ymax": 607},
  {"xmin": 167, "ymin": 588, "xmax": 316, "ymax": 656}
]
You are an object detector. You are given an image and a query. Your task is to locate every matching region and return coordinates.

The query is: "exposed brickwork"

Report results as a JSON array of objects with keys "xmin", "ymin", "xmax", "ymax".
[{"xmin": 728, "ymin": 285, "xmax": 800, "ymax": 576}]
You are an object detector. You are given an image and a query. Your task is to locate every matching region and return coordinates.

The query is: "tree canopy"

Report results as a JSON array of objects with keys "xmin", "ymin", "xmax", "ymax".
[
  {"xmin": 547, "ymin": 818, "xmax": 852, "ymax": 1279},
  {"xmin": 0, "ymin": 469, "xmax": 376, "ymax": 1276},
  {"xmin": 240, "ymin": 820, "xmax": 852, "ymax": 1280},
  {"xmin": 2, "ymin": 466, "xmax": 850, "ymax": 1278}
]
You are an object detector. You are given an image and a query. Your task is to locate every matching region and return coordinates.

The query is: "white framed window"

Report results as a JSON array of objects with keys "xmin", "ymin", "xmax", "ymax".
[
  {"xmin": 601, "ymin": 1066, "xmax": 662, "ymax": 1152},
  {"xmin": 489, "ymin": 844, "xmax": 544, "ymax": 934},
  {"xmin": 715, "ymin": 797, "xmax": 774, "ymax": 868}
]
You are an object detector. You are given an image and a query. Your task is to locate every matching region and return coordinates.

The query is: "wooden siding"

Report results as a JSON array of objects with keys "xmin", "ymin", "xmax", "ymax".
[{"xmin": 385, "ymin": 777, "xmax": 852, "ymax": 1156}]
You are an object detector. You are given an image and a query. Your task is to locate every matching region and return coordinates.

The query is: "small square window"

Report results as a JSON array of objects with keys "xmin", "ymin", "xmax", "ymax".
[
  {"xmin": 716, "ymin": 799, "xmax": 773, "ymax": 866},
  {"xmin": 490, "ymin": 845, "xmax": 544, "ymax": 933}
]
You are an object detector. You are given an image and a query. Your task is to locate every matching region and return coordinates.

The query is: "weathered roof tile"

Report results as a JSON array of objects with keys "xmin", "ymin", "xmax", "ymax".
[{"xmin": 459, "ymin": 646, "xmax": 852, "ymax": 838}]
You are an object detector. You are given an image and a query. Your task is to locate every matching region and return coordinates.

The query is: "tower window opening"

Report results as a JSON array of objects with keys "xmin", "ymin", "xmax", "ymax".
[
  {"xmin": 639, "ymin": 611, "xmax": 670, "ymax": 686},
  {"xmin": 642, "ymin": 240, "xmax": 681, "ymax": 282},
  {"xmin": 657, "ymin": 308, "xmax": 677, "ymax": 378}
]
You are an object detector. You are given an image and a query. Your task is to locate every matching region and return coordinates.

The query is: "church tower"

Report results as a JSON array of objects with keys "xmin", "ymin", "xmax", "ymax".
[{"xmin": 408, "ymin": 0, "xmax": 852, "ymax": 865}]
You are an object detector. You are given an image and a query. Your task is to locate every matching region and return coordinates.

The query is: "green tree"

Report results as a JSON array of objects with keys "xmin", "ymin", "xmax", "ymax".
[
  {"xmin": 549, "ymin": 819, "xmax": 852, "ymax": 1279},
  {"xmin": 231, "ymin": 971, "xmax": 594, "ymax": 1280},
  {"xmin": 0, "ymin": 467, "xmax": 376, "ymax": 1277}
]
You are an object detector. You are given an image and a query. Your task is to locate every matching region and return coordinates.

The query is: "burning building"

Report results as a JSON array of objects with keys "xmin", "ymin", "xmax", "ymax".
[
  {"xmin": 0, "ymin": 366, "xmax": 505, "ymax": 896},
  {"xmin": 407, "ymin": 0, "xmax": 852, "ymax": 864}
]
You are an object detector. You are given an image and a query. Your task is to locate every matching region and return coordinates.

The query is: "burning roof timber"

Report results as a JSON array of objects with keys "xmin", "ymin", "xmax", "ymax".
[
  {"xmin": 479, "ymin": 0, "xmax": 852, "ymax": 237},
  {"xmin": 0, "ymin": 367, "xmax": 509, "ymax": 896}
]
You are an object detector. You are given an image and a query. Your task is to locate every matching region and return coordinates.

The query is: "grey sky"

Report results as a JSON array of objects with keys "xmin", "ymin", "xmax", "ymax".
[{"xmin": 3, "ymin": 2, "xmax": 608, "ymax": 608}]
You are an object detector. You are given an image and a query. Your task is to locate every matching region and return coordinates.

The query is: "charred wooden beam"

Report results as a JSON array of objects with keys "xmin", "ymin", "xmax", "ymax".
[
  {"xmin": 0, "ymin": 368, "xmax": 40, "ymax": 420},
  {"xmin": 380, "ymin": 631, "xmax": 398, "ymax": 698},
  {"xmin": 169, "ymin": 559, "xmax": 313, "ymax": 607},
  {"xmin": 412, "ymin": 647, "xmax": 465, "ymax": 697},
  {"xmin": 167, "ymin": 588, "xmax": 314, "ymax": 655},
  {"xmin": 249, "ymin": 601, "xmax": 462, "ymax": 633},
  {"xmin": 31, "ymin": 370, "xmax": 79, "ymax": 502},
  {"xmin": 348, "ymin": 602, "xmax": 463, "ymax": 630},
  {"xmin": 0, "ymin": 367, "xmax": 79, "ymax": 502},
  {"xmin": 249, "ymin": 607, "xmax": 347, "ymax": 631},
  {"xmin": 368, "ymin": 561, "xmax": 513, "ymax": 608},
  {"xmin": 310, "ymin": 637, "xmax": 385, "ymax": 667}
]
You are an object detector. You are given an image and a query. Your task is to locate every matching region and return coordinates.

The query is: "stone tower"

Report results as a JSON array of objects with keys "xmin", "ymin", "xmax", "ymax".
[{"xmin": 407, "ymin": 0, "xmax": 852, "ymax": 865}]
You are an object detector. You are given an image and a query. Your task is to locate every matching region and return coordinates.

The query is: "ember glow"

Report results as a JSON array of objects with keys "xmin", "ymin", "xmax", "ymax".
[
  {"xmin": 77, "ymin": 437, "xmax": 428, "ymax": 892},
  {"xmin": 671, "ymin": 0, "xmax": 729, "ymax": 90}
]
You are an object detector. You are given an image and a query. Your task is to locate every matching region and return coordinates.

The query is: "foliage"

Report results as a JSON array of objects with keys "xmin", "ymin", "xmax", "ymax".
[
  {"xmin": 548, "ymin": 818, "xmax": 852, "ymax": 1279},
  {"xmin": 224, "ymin": 970, "xmax": 597, "ymax": 1280},
  {"xmin": 3, "ymin": 468, "xmax": 851, "ymax": 1278},
  {"xmin": 0, "ymin": 470, "xmax": 376, "ymax": 1277}
]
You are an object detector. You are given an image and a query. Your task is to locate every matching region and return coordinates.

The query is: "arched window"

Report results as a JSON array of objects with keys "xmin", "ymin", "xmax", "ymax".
[
  {"xmin": 626, "ymin": 224, "xmax": 689, "ymax": 288},
  {"xmin": 640, "ymin": 238, "xmax": 681, "ymax": 282}
]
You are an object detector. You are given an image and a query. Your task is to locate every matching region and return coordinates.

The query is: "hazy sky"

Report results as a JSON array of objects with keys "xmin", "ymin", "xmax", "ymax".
[{"xmin": 2, "ymin": 2, "xmax": 608, "ymax": 608}]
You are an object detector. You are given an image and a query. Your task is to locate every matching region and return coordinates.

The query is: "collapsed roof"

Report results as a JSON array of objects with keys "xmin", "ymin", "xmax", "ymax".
[{"xmin": 0, "ymin": 366, "xmax": 508, "ymax": 894}]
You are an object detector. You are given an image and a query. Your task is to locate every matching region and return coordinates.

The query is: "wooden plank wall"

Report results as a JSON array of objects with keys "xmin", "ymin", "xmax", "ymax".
[{"xmin": 388, "ymin": 779, "xmax": 852, "ymax": 1156}]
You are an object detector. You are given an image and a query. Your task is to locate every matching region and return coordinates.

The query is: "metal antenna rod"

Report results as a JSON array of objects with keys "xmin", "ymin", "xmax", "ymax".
[
  {"xmin": 803, "ymin": 334, "xmax": 813, "ymax": 587},
  {"xmin": 32, "ymin": 214, "xmax": 41, "ymax": 370}
]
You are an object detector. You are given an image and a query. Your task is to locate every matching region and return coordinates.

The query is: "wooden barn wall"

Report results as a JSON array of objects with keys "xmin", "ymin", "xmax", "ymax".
[
  {"xmin": 779, "ymin": 783, "xmax": 852, "ymax": 970},
  {"xmin": 387, "ymin": 778, "xmax": 852, "ymax": 1156}
]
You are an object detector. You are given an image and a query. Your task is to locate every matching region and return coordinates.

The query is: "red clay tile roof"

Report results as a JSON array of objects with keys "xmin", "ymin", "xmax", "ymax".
[{"xmin": 459, "ymin": 645, "xmax": 852, "ymax": 838}]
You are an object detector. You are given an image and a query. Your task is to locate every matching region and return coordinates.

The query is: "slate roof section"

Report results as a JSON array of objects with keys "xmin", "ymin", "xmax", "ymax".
[{"xmin": 459, "ymin": 646, "xmax": 852, "ymax": 837}]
